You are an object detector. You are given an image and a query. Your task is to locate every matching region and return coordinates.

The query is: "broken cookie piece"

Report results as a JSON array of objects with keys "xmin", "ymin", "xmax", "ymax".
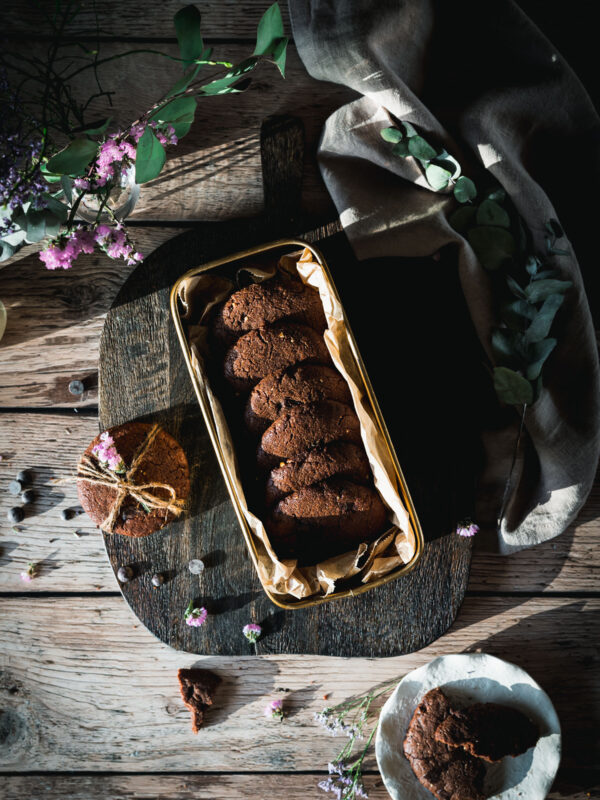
[
  {"xmin": 435, "ymin": 702, "xmax": 539, "ymax": 762},
  {"xmin": 177, "ymin": 668, "xmax": 221, "ymax": 733},
  {"xmin": 403, "ymin": 688, "xmax": 486, "ymax": 800}
]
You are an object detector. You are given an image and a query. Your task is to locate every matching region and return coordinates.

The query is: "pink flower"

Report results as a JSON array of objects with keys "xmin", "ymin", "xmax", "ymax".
[
  {"xmin": 20, "ymin": 572, "xmax": 32, "ymax": 582},
  {"xmin": 185, "ymin": 600, "xmax": 207, "ymax": 627},
  {"xmin": 455, "ymin": 520, "xmax": 479, "ymax": 537},
  {"xmin": 73, "ymin": 178, "xmax": 90, "ymax": 191},
  {"xmin": 264, "ymin": 698, "xmax": 284, "ymax": 721},
  {"xmin": 243, "ymin": 623, "xmax": 262, "ymax": 643},
  {"xmin": 94, "ymin": 223, "xmax": 143, "ymax": 266},
  {"xmin": 20, "ymin": 562, "xmax": 38, "ymax": 581},
  {"xmin": 92, "ymin": 431, "xmax": 125, "ymax": 473},
  {"xmin": 128, "ymin": 123, "xmax": 146, "ymax": 143},
  {"xmin": 95, "ymin": 136, "xmax": 137, "ymax": 185},
  {"xmin": 39, "ymin": 228, "xmax": 96, "ymax": 270}
]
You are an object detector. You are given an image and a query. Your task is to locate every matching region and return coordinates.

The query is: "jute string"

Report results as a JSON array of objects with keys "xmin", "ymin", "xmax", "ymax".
[{"xmin": 76, "ymin": 424, "xmax": 185, "ymax": 532}]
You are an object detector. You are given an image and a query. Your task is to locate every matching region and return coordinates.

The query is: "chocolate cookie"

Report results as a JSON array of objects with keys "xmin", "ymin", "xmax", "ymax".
[
  {"xmin": 77, "ymin": 422, "xmax": 190, "ymax": 537},
  {"xmin": 435, "ymin": 703, "xmax": 538, "ymax": 762},
  {"xmin": 224, "ymin": 323, "xmax": 330, "ymax": 393},
  {"xmin": 265, "ymin": 441, "xmax": 371, "ymax": 505},
  {"xmin": 403, "ymin": 688, "xmax": 486, "ymax": 800},
  {"xmin": 267, "ymin": 479, "xmax": 387, "ymax": 561},
  {"xmin": 213, "ymin": 273, "xmax": 326, "ymax": 346},
  {"xmin": 257, "ymin": 400, "xmax": 361, "ymax": 469},
  {"xmin": 177, "ymin": 668, "xmax": 221, "ymax": 733},
  {"xmin": 245, "ymin": 363, "xmax": 352, "ymax": 435}
]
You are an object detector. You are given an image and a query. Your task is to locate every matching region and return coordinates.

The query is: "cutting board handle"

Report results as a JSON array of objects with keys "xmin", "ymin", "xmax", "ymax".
[{"xmin": 260, "ymin": 114, "xmax": 304, "ymax": 225}]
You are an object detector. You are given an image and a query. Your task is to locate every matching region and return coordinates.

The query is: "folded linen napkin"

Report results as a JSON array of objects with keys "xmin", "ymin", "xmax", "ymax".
[{"xmin": 289, "ymin": 0, "xmax": 600, "ymax": 552}]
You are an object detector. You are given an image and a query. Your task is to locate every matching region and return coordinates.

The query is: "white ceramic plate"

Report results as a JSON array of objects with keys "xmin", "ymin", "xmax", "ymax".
[{"xmin": 375, "ymin": 653, "xmax": 561, "ymax": 800}]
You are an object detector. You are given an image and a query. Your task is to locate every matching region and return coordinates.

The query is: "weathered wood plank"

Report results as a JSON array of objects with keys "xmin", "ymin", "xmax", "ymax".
[
  {"xmin": 4, "ymin": 0, "xmax": 293, "ymax": 40},
  {"xmin": 0, "ymin": 596, "xmax": 597, "ymax": 772},
  {"xmin": 1, "ymin": 412, "xmax": 598, "ymax": 592},
  {"xmin": 2, "ymin": 773, "xmax": 597, "ymax": 800},
  {"xmin": 0, "ymin": 229, "xmax": 179, "ymax": 407}
]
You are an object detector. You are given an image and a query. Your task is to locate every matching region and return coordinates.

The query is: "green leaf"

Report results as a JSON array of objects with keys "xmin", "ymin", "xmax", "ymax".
[
  {"xmin": 40, "ymin": 162, "xmax": 62, "ymax": 184},
  {"xmin": 166, "ymin": 64, "xmax": 201, "ymax": 98},
  {"xmin": 392, "ymin": 140, "xmax": 410, "ymax": 157},
  {"xmin": 135, "ymin": 127, "xmax": 166, "ymax": 184},
  {"xmin": 491, "ymin": 328, "xmax": 526, "ymax": 369},
  {"xmin": 271, "ymin": 36, "xmax": 288, "ymax": 76},
  {"xmin": 82, "ymin": 117, "xmax": 112, "ymax": 135},
  {"xmin": 486, "ymin": 187, "xmax": 506, "ymax": 203},
  {"xmin": 506, "ymin": 275, "xmax": 526, "ymax": 300},
  {"xmin": 408, "ymin": 136, "xmax": 437, "ymax": 161},
  {"xmin": 150, "ymin": 96, "xmax": 197, "ymax": 139},
  {"xmin": 61, "ymin": 176, "xmax": 74, "ymax": 200},
  {"xmin": 42, "ymin": 209, "xmax": 61, "ymax": 239},
  {"xmin": 47, "ymin": 138, "xmax": 98, "ymax": 176},
  {"xmin": 468, "ymin": 225, "xmax": 516, "ymax": 271},
  {"xmin": 254, "ymin": 2, "xmax": 284, "ymax": 56},
  {"xmin": 524, "ymin": 293, "xmax": 565, "ymax": 343},
  {"xmin": 199, "ymin": 57, "xmax": 258, "ymax": 95},
  {"xmin": 174, "ymin": 5, "xmax": 204, "ymax": 69},
  {"xmin": 381, "ymin": 127, "xmax": 403, "ymax": 143},
  {"xmin": 525, "ymin": 278, "xmax": 572, "ymax": 303},
  {"xmin": 476, "ymin": 198, "xmax": 510, "ymax": 228},
  {"xmin": 432, "ymin": 152, "xmax": 461, "ymax": 179},
  {"xmin": 449, "ymin": 205, "xmax": 476, "ymax": 234},
  {"xmin": 525, "ymin": 255, "xmax": 540, "ymax": 276},
  {"xmin": 425, "ymin": 163, "xmax": 451, "ymax": 191},
  {"xmin": 532, "ymin": 269, "xmax": 559, "ymax": 281},
  {"xmin": 41, "ymin": 194, "xmax": 69, "ymax": 223},
  {"xmin": 400, "ymin": 121, "xmax": 418, "ymax": 138},
  {"xmin": 25, "ymin": 210, "xmax": 47, "ymax": 243},
  {"xmin": 501, "ymin": 299, "xmax": 537, "ymax": 332},
  {"xmin": 493, "ymin": 367, "xmax": 534, "ymax": 405},
  {"xmin": 0, "ymin": 241, "xmax": 15, "ymax": 262},
  {"xmin": 453, "ymin": 176, "xmax": 477, "ymax": 203},
  {"xmin": 526, "ymin": 338, "xmax": 557, "ymax": 380}
]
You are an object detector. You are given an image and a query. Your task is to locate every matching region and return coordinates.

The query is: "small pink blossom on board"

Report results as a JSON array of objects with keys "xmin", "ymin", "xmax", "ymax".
[
  {"xmin": 264, "ymin": 698, "xmax": 284, "ymax": 721},
  {"xmin": 185, "ymin": 600, "xmax": 207, "ymax": 627},
  {"xmin": 20, "ymin": 562, "xmax": 38, "ymax": 582},
  {"xmin": 243, "ymin": 623, "xmax": 262, "ymax": 643},
  {"xmin": 455, "ymin": 520, "xmax": 479, "ymax": 538}
]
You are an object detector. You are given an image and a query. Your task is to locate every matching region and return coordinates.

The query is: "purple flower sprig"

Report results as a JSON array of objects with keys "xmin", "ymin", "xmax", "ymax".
[
  {"xmin": 315, "ymin": 679, "xmax": 402, "ymax": 800},
  {"xmin": 185, "ymin": 600, "xmax": 207, "ymax": 627},
  {"xmin": 243, "ymin": 623, "xmax": 262, "ymax": 644},
  {"xmin": 455, "ymin": 519, "xmax": 480, "ymax": 538}
]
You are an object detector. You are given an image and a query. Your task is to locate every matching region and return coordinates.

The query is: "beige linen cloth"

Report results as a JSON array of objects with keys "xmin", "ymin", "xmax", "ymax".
[{"xmin": 289, "ymin": 0, "xmax": 600, "ymax": 552}]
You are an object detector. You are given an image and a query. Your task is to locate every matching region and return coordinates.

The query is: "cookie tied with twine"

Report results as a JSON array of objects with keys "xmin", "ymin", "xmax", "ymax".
[{"xmin": 77, "ymin": 422, "xmax": 191, "ymax": 537}]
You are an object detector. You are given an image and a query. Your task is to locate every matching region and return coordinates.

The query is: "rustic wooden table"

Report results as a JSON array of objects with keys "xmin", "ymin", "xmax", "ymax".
[{"xmin": 0, "ymin": 3, "xmax": 598, "ymax": 799}]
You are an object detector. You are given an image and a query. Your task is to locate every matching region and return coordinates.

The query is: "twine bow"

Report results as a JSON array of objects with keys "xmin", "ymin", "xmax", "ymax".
[{"xmin": 76, "ymin": 423, "xmax": 185, "ymax": 532}]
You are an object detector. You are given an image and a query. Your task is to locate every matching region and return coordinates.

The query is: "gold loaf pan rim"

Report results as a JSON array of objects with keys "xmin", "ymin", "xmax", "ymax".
[{"xmin": 169, "ymin": 237, "xmax": 424, "ymax": 609}]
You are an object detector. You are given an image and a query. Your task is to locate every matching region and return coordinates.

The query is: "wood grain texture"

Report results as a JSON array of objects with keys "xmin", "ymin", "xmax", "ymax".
[
  {"xmin": 4, "ymin": 0, "xmax": 293, "ymax": 40},
  {"xmin": 1, "ymin": 412, "xmax": 598, "ymax": 593},
  {"xmin": 0, "ymin": 595, "xmax": 597, "ymax": 773},
  {"xmin": 0, "ymin": 229, "xmax": 180, "ymax": 408},
  {"xmin": 2, "ymin": 773, "xmax": 598, "ymax": 800}
]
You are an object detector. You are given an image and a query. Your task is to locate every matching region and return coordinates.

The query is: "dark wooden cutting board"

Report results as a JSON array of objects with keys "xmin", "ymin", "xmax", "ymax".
[{"xmin": 99, "ymin": 115, "xmax": 478, "ymax": 657}]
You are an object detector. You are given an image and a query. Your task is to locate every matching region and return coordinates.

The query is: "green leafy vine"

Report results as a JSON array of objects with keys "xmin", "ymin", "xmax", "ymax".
[{"xmin": 381, "ymin": 123, "xmax": 571, "ymax": 407}]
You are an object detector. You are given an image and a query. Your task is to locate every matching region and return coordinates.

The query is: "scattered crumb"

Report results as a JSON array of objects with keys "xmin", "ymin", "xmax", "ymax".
[
  {"xmin": 65, "ymin": 427, "xmax": 72, "ymax": 434},
  {"xmin": 323, "ymin": 694, "xmax": 329, "ymax": 700},
  {"xmin": 49, "ymin": 538, "xmax": 58, "ymax": 543}
]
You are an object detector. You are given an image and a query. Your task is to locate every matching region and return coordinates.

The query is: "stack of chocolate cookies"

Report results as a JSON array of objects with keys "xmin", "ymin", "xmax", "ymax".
[{"xmin": 211, "ymin": 267, "xmax": 388, "ymax": 564}]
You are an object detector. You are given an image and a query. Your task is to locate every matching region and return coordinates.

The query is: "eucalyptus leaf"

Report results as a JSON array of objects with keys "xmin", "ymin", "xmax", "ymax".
[
  {"xmin": 381, "ymin": 127, "xmax": 403, "ymax": 143},
  {"xmin": 506, "ymin": 274, "xmax": 526, "ymax": 299},
  {"xmin": 174, "ymin": 5, "xmax": 204, "ymax": 69},
  {"xmin": 0, "ymin": 242, "xmax": 15, "ymax": 263},
  {"xmin": 392, "ymin": 140, "xmax": 410, "ymax": 157},
  {"xmin": 408, "ymin": 136, "xmax": 437, "ymax": 161},
  {"xmin": 135, "ymin": 127, "xmax": 166, "ymax": 184},
  {"xmin": 525, "ymin": 255, "xmax": 540, "ymax": 276},
  {"xmin": 165, "ymin": 64, "xmax": 201, "ymax": 98},
  {"xmin": 432, "ymin": 153, "xmax": 461, "ymax": 179},
  {"xmin": 532, "ymin": 269, "xmax": 559, "ymax": 281},
  {"xmin": 545, "ymin": 218, "xmax": 564, "ymax": 239},
  {"xmin": 468, "ymin": 225, "xmax": 516, "ymax": 271},
  {"xmin": 40, "ymin": 163, "xmax": 62, "ymax": 184},
  {"xmin": 150, "ymin": 96, "xmax": 197, "ymax": 138},
  {"xmin": 42, "ymin": 209, "xmax": 61, "ymax": 239},
  {"xmin": 47, "ymin": 138, "xmax": 97, "ymax": 176},
  {"xmin": 199, "ymin": 57, "xmax": 258, "ymax": 95},
  {"xmin": 81, "ymin": 117, "xmax": 112, "ymax": 135},
  {"xmin": 525, "ymin": 278, "xmax": 572, "ymax": 303},
  {"xmin": 61, "ymin": 176, "xmax": 73, "ymax": 200},
  {"xmin": 526, "ymin": 338, "xmax": 557, "ymax": 380},
  {"xmin": 254, "ymin": 2, "xmax": 284, "ymax": 56},
  {"xmin": 271, "ymin": 36, "xmax": 288, "ymax": 76},
  {"xmin": 493, "ymin": 366, "xmax": 533, "ymax": 405},
  {"xmin": 453, "ymin": 176, "xmax": 477, "ymax": 203},
  {"xmin": 491, "ymin": 328, "xmax": 525, "ymax": 369},
  {"xmin": 486, "ymin": 187, "xmax": 506, "ymax": 203},
  {"xmin": 524, "ymin": 293, "xmax": 564, "ymax": 343},
  {"xmin": 25, "ymin": 210, "xmax": 47, "ymax": 243},
  {"xmin": 425, "ymin": 163, "xmax": 451, "ymax": 191},
  {"xmin": 400, "ymin": 121, "xmax": 418, "ymax": 138},
  {"xmin": 449, "ymin": 205, "xmax": 476, "ymax": 234},
  {"xmin": 476, "ymin": 198, "xmax": 510, "ymax": 228},
  {"xmin": 501, "ymin": 299, "xmax": 537, "ymax": 332}
]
